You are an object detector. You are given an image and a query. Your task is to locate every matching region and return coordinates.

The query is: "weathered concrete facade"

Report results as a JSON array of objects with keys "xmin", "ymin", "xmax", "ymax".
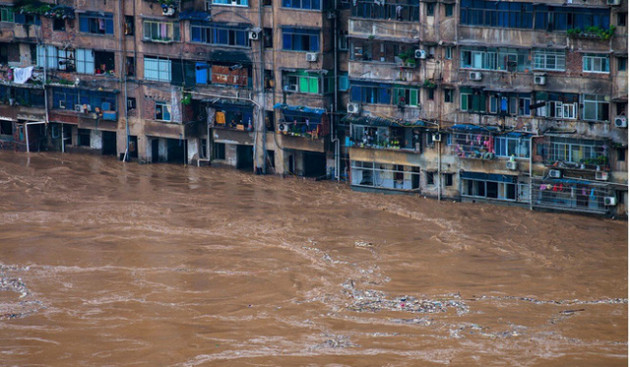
[{"xmin": 0, "ymin": 0, "xmax": 625, "ymax": 216}]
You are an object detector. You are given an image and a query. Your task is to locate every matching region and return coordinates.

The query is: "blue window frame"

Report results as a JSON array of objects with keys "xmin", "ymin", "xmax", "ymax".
[
  {"xmin": 459, "ymin": 0, "xmax": 609, "ymax": 31},
  {"xmin": 282, "ymin": 27, "xmax": 320, "ymax": 52},
  {"xmin": 351, "ymin": 0, "xmax": 419, "ymax": 22},
  {"xmin": 191, "ymin": 23, "xmax": 250, "ymax": 47},
  {"xmin": 350, "ymin": 82, "xmax": 394, "ymax": 105},
  {"xmin": 282, "ymin": 0, "xmax": 321, "ymax": 10},
  {"xmin": 79, "ymin": 13, "xmax": 114, "ymax": 35},
  {"xmin": 52, "ymin": 88, "xmax": 117, "ymax": 112}
]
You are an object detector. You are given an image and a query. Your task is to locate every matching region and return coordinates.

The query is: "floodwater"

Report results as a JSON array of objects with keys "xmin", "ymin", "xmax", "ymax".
[{"xmin": 0, "ymin": 151, "xmax": 626, "ymax": 366}]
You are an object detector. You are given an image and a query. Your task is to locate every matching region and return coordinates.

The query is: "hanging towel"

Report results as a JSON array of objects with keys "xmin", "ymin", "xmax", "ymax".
[{"xmin": 12, "ymin": 66, "xmax": 33, "ymax": 84}]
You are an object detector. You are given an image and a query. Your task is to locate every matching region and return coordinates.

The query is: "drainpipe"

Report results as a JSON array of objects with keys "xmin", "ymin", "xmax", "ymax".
[
  {"xmin": 529, "ymin": 135, "xmax": 536, "ymax": 211},
  {"xmin": 119, "ymin": 0, "xmax": 130, "ymax": 162},
  {"xmin": 258, "ymin": 0, "xmax": 266, "ymax": 174},
  {"xmin": 331, "ymin": 0, "xmax": 340, "ymax": 181}
]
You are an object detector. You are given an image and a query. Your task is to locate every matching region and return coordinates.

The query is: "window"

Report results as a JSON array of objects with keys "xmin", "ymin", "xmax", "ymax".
[
  {"xmin": 461, "ymin": 173, "xmax": 517, "ymax": 201},
  {"xmin": 76, "ymin": 49, "xmax": 94, "ymax": 74},
  {"xmin": 143, "ymin": 21, "xmax": 180, "ymax": 42},
  {"xmin": 427, "ymin": 88, "xmax": 434, "ymax": 101},
  {"xmin": 53, "ymin": 18, "xmax": 65, "ymax": 31},
  {"xmin": 124, "ymin": 16, "xmax": 134, "ymax": 36},
  {"xmin": 127, "ymin": 97, "xmax": 136, "ymax": 111},
  {"xmin": 0, "ymin": 7, "xmax": 13, "ymax": 22},
  {"xmin": 212, "ymin": 0, "xmax": 249, "ymax": 5},
  {"xmin": 518, "ymin": 97, "xmax": 530, "ymax": 116},
  {"xmin": 144, "ymin": 57, "xmax": 172, "ymax": 82},
  {"xmin": 543, "ymin": 101, "xmax": 576, "ymax": 119},
  {"xmin": 351, "ymin": 161, "xmax": 420, "ymax": 190},
  {"xmin": 281, "ymin": 0, "xmax": 320, "ymax": 10},
  {"xmin": 426, "ymin": 3, "xmax": 434, "ymax": 16},
  {"xmin": 617, "ymin": 147, "xmax": 625, "ymax": 162},
  {"xmin": 155, "ymin": 102, "xmax": 172, "ymax": 121},
  {"xmin": 351, "ymin": 0, "xmax": 420, "ymax": 22},
  {"xmin": 582, "ymin": 94, "xmax": 609, "ymax": 122},
  {"xmin": 460, "ymin": 93, "xmax": 471, "ymax": 111},
  {"xmin": 495, "ymin": 136, "xmax": 530, "ymax": 158},
  {"xmin": 445, "ymin": 46, "xmax": 452, "ymax": 60},
  {"xmin": 338, "ymin": 31, "xmax": 348, "ymax": 51},
  {"xmin": 618, "ymin": 12, "xmax": 627, "ymax": 27},
  {"xmin": 426, "ymin": 171, "xmax": 434, "ymax": 185},
  {"xmin": 393, "ymin": 87, "xmax": 419, "ymax": 106},
  {"xmin": 263, "ymin": 28, "xmax": 273, "ymax": 48},
  {"xmin": 583, "ymin": 54, "xmax": 610, "ymax": 73},
  {"xmin": 461, "ymin": 1, "xmax": 610, "ymax": 31},
  {"xmin": 444, "ymin": 3, "xmax": 453, "ymax": 17},
  {"xmin": 78, "ymin": 129, "xmax": 91, "ymax": 146},
  {"xmin": 616, "ymin": 102, "xmax": 627, "ymax": 116},
  {"xmin": 36, "ymin": 45, "xmax": 76, "ymax": 71},
  {"xmin": 461, "ymin": 48, "xmax": 529, "ymax": 71},
  {"xmin": 532, "ymin": 49, "xmax": 565, "ymax": 71},
  {"xmin": 283, "ymin": 70, "xmax": 325, "ymax": 94},
  {"xmin": 282, "ymin": 27, "xmax": 320, "ymax": 52},
  {"xmin": 0, "ymin": 120, "xmax": 12, "ymax": 136},
  {"xmin": 618, "ymin": 57, "xmax": 627, "ymax": 71},
  {"xmin": 126, "ymin": 57, "xmax": 135, "ymax": 77},
  {"xmin": 444, "ymin": 173, "xmax": 453, "ymax": 187},
  {"xmin": 444, "ymin": 89, "xmax": 453, "ymax": 103},
  {"xmin": 191, "ymin": 23, "xmax": 250, "ymax": 47},
  {"xmin": 214, "ymin": 142, "xmax": 226, "ymax": 160},
  {"xmin": 351, "ymin": 83, "xmax": 411, "ymax": 105},
  {"xmin": 52, "ymin": 88, "xmax": 117, "ymax": 113},
  {"xmin": 79, "ymin": 13, "xmax": 114, "ymax": 35},
  {"xmin": 548, "ymin": 138, "xmax": 605, "ymax": 164},
  {"xmin": 338, "ymin": 73, "xmax": 349, "ymax": 91}
]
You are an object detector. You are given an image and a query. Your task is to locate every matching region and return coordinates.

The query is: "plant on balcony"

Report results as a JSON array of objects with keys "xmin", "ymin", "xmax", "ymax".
[
  {"xmin": 423, "ymin": 80, "xmax": 436, "ymax": 89},
  {"xmin": 567, "ymin": 25, "xmax": 616, "ymax": 40},
  {"xmin": 397, "ymin": 49, "xmax": 416, "ymax": 67},
  {"xmin": 181, "ymin": 92, "xmax": 192, "ymax": 106},
  {"xmin": 15, "ymin": 0, "xmax": 51, "ymax": 15}
]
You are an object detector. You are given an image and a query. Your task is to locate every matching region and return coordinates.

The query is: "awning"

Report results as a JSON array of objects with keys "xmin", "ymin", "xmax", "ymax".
[
  {"xmin": 461, "ymin": 171, "xmax": 517, "ymax": 183},
  {"xmin": 273, "ymin": 103, "xmax": 326, "ymax": 115},
  {"xmin": 208, "ymin": 50, "xmax": 251, "ymax": 64},
  {"xmin": 179, "ymin": 10, "xmax": 211, "ymax": 21},
  {"xmin": 450, "ymin": 124, "xmax": 500, "ymax": 132},
  {"xmin": 341, "ymin": 114, "xmax": 429, "ymax": 128}
]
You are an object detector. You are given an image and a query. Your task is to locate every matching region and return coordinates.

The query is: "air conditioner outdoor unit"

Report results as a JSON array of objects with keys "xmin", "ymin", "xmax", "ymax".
[
  {"xmin": 595, "ymin": 171, "xmax": 609, "ymax": 181},
  {"xmin": 347, "ymin": 102, "xmax": 360, "ymax": 114},
  {"xmin": 326, "ymin": 11, "xmax": 336, "ymax": 19},
  {"xmin": 604, "ymin": 196, "xmax": 617, "ymax": 206},
  {"xmin": 607, "ymin": 0, "xmax": 621, "ymax": 5},
  {"xmin": 74, "ymin": 104, "xmax": 85, "ymax": 113},
  {"xmin": 415, "ymin": 49, "xmax": 426, "ymax": 59},
  {"xmin": 161, "ymin": 5, "xmax": 175, "ymax": 16},
  {"xmin": 506, "ymin": 161, "xmax": 518, "ymax": 171},
  {"xmin": 614, "ymin": 116, "xmax": 627, "ymax": 128},
  {"xmin": 432, "ymin": 133, "xmax": 441, "ymax": 142},
  {"xmin": 278, "ymin": 123, "xmax": 289, "ymax": 133},
  {"xmin": 469, "ymin": 71, "xmax": 482, "ymax": 81},
  {"xmin": 248, "ymin": 31, "xmax": 260, "ymax": 41},
  {"xmin": 231, "ymin": 0, "xmax": 238, "ymax": 5},
  {"xmin": 548, "ymin": 169, "xmax": 562, "ymax": 178},
  {"xmin": 306, "ymin": 52, "xmax": 318, "ymax": 62},
  {"xmin": 59, "ymin": 100, "xmax": 65, "ymax": 109},
  {"xmin": 534, "ymin": 73, "xmax": 546, "ymax": 86},
  {"xmin": 283, "ymin": 84, "xmax": 297, "ymax": 92}
]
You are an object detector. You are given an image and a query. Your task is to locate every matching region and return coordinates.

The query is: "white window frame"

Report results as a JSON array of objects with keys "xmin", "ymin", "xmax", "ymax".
[
  {"xmin": 209, "ymin": 0, "xmax": 249, "ymax": 6},
  {"xmin": 582, "ymin": 94, "xmax": 609, "ymax": 122},
  {"xmin": 144, "ymin": 57, "xmax": 172, "ymax": 82},
  {"xmin": 155, "ymin": 101, "xmax": 172, "ymax": 121},
  {"xmin": 583, "ymin": 54, "xmax": 610, "ymax": 73},
  {"xmin": 533, "ymin": 49, "xmax": 566, "ymax": 71},
  {"xmin": 142, "ymin": 20, "xmax": 179, "ymax": 43}
]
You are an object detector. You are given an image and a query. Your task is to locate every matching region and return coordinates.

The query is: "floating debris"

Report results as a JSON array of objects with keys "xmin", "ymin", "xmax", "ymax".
[
  {"xmin": 472, "ymin": 295, "xmax": 627, "ymax": 306},
  {"xmin": 342, "ymin": 283, "xmax": 469, "ymax": 315},
  {"xmin": 312, "ymin": 334, "xmax": 357, "ymax": 350},
  {"xmin": 354, "ymin": 241, "xmax": 373, "ymax": 248}
]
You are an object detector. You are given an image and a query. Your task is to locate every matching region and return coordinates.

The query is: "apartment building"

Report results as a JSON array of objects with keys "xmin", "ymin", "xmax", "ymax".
[
  {"xmin": 0, "ymin": 0, "xmax": 626, "ymax": 217},
  {"xmin": 343, "ymin": 0, "xmax": 628, "ymax": 218}
]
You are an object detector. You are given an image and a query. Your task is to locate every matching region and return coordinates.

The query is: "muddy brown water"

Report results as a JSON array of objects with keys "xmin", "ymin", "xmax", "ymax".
[{"xmin": 0, "ymin": 151, "xmax": 626, "ymax": 366}]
